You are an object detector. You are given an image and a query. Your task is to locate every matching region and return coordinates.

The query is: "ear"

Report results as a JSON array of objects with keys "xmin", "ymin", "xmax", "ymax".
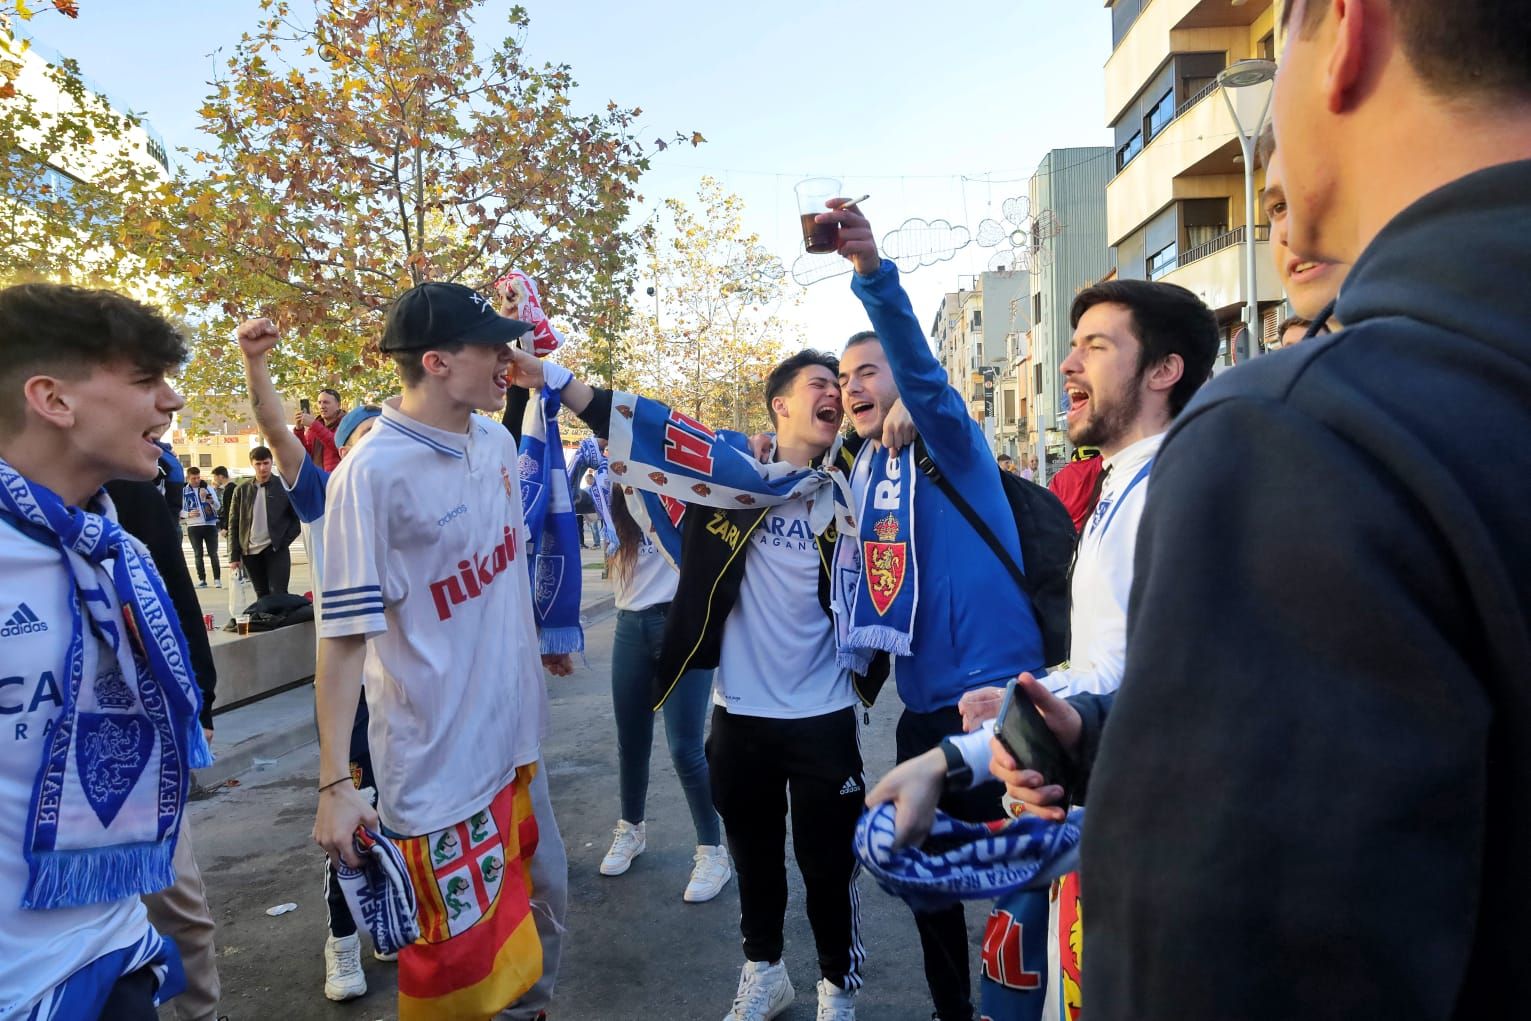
[
  {"xmin": 1145, "ymin": 353, "xmax": 1185, "ymax": 397},
  {"xmin": 1324, "ymin": 0, "xmax": 1370, "ymax": 115},
  {"xmin": 420, "ymin": 350, "xmax": 452, "ymax": 379},
  {"xmin": 771, "ymin": 394, "xmax": 789, "ymax": 421},
  {"xmin": 21, "ymin": 374, "xmax": 77, "ymax": 430}
]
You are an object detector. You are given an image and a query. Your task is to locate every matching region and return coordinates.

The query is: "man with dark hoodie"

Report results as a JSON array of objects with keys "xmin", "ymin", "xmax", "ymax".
[{"xmin": 1066, "ymin": 1, "xmax": 1531, "ymax": 1017}]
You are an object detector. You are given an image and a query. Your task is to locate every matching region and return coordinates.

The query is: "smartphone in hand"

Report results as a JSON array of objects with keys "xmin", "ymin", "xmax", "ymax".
[
  {"xmin": 299, "ymin": 398, "xmax": 311, "ymax": 415},
  {"xmin": 994, "ymin": 677, "xmax": 1073, "ymax": 806}
]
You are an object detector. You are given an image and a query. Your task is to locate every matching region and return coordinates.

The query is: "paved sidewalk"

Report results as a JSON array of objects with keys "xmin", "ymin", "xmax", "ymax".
[{"xmin": 193, "ymin": 541, "xmax": 615, "ymax": 791}]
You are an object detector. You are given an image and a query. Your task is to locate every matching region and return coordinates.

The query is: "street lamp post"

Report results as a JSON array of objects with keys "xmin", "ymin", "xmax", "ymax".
[{"xmin": 1217, "ymin": 58, "xmax": 1277, "ymax": 356}]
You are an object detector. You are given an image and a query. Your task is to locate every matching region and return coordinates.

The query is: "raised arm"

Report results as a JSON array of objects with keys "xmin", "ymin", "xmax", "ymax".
[{"xmin": 237, "ymin": 318, "xmax": 309, "ymax": 487}]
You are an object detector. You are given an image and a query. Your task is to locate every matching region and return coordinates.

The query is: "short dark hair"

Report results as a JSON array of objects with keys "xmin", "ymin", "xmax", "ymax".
[
  {"xmin": 187, "ymin": 466, "xmax": 201, "ymax": 476},
  {"xmin": 0, "ymin": 283, "xmax": 186, "ymax": 435},
  {"xmin": 1282, "ymin": 0, "xmax": 1531, "ymax": 99},
  {"xmin": 212, "ymin": 466, "xmax": 229, "ymax": 478},
  {"xmin": 1279, "ymin": 314, "xmax": 1313, "ymax": 338},
  {"xmin": 1069, "ymin": 280, "xmax": 1219, "ymax": 417},
  {"xmin": 250, "ymin": 446, "xmax": 273, "ymax": 462},
  {"xmin": 843, "ymin": 330, "xmax": 879, "ymax": 350},
  {"xmin": 1257, "ymin": 123, "xmax": 1276, "ymax": 169},
  {"xmin": 318, "ymin": 387, "xmax": 341, "ymax": 403},
  {"xmin": 391, "ymin": 342, "xmax": 466, "ymax": 386},
  {"xmin": 764, "ymin": 349, "xmax": 839, "ymax": 427},
  {"xmin": 997, "ymin": 454, "xmax": 1014, "ymax": 465}
]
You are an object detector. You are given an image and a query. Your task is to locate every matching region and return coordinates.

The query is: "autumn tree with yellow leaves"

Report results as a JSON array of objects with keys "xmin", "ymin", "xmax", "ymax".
[
  {"xmin": 145, "ymin": 0, "xmax": 699, "ymax": 404},
  {"xmin": 601, "ymin": 177, "xmax": 801, "ymax": 433}
]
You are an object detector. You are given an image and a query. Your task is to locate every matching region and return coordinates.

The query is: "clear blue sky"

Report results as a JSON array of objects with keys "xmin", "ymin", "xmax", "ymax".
[{"xmin": 28, "ymin": 1, "xmax": 1111, "ymax": 347}]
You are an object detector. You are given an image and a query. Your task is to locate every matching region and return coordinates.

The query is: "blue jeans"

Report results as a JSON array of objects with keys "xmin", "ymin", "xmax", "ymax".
[{"xmin": 611, "ymin": 603, "xmax": 720, "ymax": 846}]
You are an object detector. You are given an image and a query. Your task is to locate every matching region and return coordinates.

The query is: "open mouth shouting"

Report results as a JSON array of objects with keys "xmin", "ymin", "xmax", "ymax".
[
  {"xmin": 814, "ymin": 402, "xmax": 842, "ymax": 426},
  {"xmin": 1066, "ymin": 385, "xmax": 1090, "ymax": 422},
  {"xmin": 849, "ymin": 399, "xmax": 877, "ymax": 424},
  {"xmin": 1286, "ymin": 258, "xmax": 1333, "ymax": 285},
  {"xmin": 493, "ymin": 367, "xmax": 509, "ymax": 394}
]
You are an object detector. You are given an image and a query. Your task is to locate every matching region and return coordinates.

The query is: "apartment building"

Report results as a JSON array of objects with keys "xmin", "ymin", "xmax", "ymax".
[
  {"xmin": 929, "ymin": 269, "xmax": 1029, "ymax": 451},
  {"xmin": 1104, "ymin": 0, "xmax": 1284, "ymax": 360}
]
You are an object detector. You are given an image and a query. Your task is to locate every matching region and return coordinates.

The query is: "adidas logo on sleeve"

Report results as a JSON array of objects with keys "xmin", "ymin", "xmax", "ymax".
[{"xmin": 1, "ymin": 603, "xmax": 49, "ymax": 638}]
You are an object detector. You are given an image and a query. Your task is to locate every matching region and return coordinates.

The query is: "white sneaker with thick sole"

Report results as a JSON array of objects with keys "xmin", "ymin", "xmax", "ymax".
[
  {"xmin": 723, "ymin": 959, "xmax": 794, "ymax": 1021},
  {"xmin": 599, "ymin": 819, "xmax": 646, "ymax": 876},
  {"xmin": 815, "ymin": 978, "xmax": 856, "ymax": 1021},
  {"xmin": 323, "ymin": 933, "xmax": 367, "ymax": 1001},
  {"xmin": 684, "ymin": 844, "xmax": 733, "ymax": 903}
]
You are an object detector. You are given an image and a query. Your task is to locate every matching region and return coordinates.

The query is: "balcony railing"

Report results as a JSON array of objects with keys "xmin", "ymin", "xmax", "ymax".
[{"xmin": 1175, "ymin": 224, "xmax": 1271, "ymax": 271}]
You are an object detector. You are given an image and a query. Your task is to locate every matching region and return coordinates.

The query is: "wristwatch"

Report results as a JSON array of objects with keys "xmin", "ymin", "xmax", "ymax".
[{"xmin": 938, "ymin": 737, "xmax": 972, "ymax": 792}]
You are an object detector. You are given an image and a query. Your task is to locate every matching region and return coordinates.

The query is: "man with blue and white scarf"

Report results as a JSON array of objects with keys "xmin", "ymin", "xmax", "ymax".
[{"xmin": 0, "ymin": 283, "xmax": 211, "ymax": 1020}]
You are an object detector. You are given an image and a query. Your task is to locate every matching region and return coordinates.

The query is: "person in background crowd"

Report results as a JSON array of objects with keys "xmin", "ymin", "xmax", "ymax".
[
  {"xmin": 181, "ymin": 466, "xmax": 222, "ymax": 589},
  {"xmin": 210, "ymin": 466, "xmax": 230, "ymax": 533},
  {"xmin": 294, "ymin": 387, "xmax": 345, "ymax": 472},
  {"xmin": 225, "ymin": 445, "xmax": 300, "ymax": 598},
  {"xmin": 1080, "ymin": 0, "xmax": 1531, "ymax": 1016},
  {"xmin": 1276, "ymin": 314, "xmax": 1313, "ymax": 349},
  {"xmin": 997, "ymin": 454, "xmax": 1017, "ymax": 475},
  {"xmin": 597, "ymin": 486, "xmax": 732, "ymax": 903},
  {"xmin": 1046, "ymin": 447, "xmax": 1104, "ymax": 534},
  {"xmin": 157, "ymin": 440, "xmax": 185, "ymax": 535}
]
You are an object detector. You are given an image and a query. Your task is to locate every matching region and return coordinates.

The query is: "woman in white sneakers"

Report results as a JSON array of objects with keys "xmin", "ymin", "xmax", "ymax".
[{"xmin": 600, "ymin": 486, "xmax": 732, "ymax": 903}]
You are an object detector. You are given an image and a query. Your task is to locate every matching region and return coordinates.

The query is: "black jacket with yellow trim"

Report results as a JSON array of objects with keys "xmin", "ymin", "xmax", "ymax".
[{"xmin": 575, "ymin": 388, "xmax": 889, "ymax": 711}]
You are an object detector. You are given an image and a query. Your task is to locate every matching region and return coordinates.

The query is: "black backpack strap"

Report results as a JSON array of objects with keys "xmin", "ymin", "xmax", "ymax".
[{"xmin": 911, "ymin": 439, "xmax": 1036, "ymax": 602}]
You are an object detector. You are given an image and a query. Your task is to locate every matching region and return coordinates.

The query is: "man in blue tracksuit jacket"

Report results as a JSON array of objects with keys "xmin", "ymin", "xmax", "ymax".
[{"xmin": 827, "ymin": 200, "xmax": 1048, "ymax": 1021}]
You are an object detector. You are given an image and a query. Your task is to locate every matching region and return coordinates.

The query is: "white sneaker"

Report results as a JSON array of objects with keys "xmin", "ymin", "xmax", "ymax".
[
  {"xmin": 684, "ymin": 844, "xmax": 733, "ymax": 903},
  {"xmin": 599, "ymin": 819, "xmax": 646, "ymax": 876},
  {"xmin": 213, "ymin": 579, "xmax": 223, "ymax": 589},
  {"xmin": 723, "ymin": 959, "xmax": 794, "ymax": 1021},
  {"xmin": 815, "ymin": 978, "xmax": 856, "ymax": 1021},
  {"xmin": 323, "ymin": 933, "xmax": 367, "ymax": 1001},
  {"xmin": 373, "ymin": 947, "xmax": 398, "ymax": 963}
]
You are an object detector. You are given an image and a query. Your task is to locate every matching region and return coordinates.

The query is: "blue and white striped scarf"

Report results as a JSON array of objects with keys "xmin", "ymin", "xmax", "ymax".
[
  {"xmin": 517, "ymin": 386, "xmax": 584, "ymax": 654},
  {"xmin": 0, "ymin": 457, "xmax": 211, "ymax": 910},
  {"xmin": 332, "ymin": 827, "xmax": 420, "ymax": 957},
  {"xmin": 853, "ymin": 802, "xmax": 1083, "ymax": 914}
]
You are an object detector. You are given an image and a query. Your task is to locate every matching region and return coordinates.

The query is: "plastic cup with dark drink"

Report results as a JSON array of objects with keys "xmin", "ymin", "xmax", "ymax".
[{"xmin": 796, "ymin": 177, "xmax": 842, "ymax": 254}]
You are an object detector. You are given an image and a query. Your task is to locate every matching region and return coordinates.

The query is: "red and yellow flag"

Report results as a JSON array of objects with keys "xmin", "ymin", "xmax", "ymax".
[{"xmin": 395, "ymin": 765, "xmax": 542, "ymax": 1020}]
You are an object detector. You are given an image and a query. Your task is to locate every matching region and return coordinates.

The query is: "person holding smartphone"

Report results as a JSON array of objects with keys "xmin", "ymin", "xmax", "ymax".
[
  {"xmin": 293, "ymin": 388, "xmax": 346, "ymax": 472},
  {"xmin": 866, "ymin": 279, "xmax": 1218, "ymax": 1021},
  {"xmin": 181, "ymin": 465, "xmax": 222, "ymax": 588}
]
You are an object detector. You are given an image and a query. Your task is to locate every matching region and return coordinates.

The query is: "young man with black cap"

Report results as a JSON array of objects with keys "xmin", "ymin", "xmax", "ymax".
[{"xmin": 311, "ymin": 282, "xmax": 567, "ymax": 1020}]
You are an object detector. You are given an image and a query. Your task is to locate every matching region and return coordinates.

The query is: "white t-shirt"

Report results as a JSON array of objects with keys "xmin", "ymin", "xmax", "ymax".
[
  {"xmin": 0, "ymin": 516, "xmax": 154, "ymax": 1020},
  {"xmin": 318, "ymin": 404, "xmax": 546, "ymax": 836},
  {"xmin": 714, "ymin": 500, "xmax": 854, "ymax": 719},
  {"xmin": 614, "ymin": 534, "xmax": 678, "ymax": 612}
]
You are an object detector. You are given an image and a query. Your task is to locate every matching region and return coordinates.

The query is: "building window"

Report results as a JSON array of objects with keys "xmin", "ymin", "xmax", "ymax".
[
  {"xmin": 1144, "ymin": 89, "xmax": 1174, "ymax": 142},
  {"xmin": 1259, "ymin": 32, "xmax": 1277, "ymax": 62},
  {"xmin": 177, "ymin": 454, "xmax": 191, "ymax": 468},
  {"xmin": 198, "ymin": 453, "xmax": 213, "ymax": 468},
  {"xmin": 971, "ymin": 310, "xmax": 982, "ymax": 329},
  {"xmin": 1116, "ymin": 130, "xmax": 1143, "ymax": 172},
  {"xmin": 1032, "ymin": 292, "xmax": 1042, "ymax": 326},
  {"xmin": 1147, "ymin": 242, "xmax": 1179, "ymax": 281},
  {"xmin": 1034, "ymin": 363, "xmax": 1044, "ymax": 395}
]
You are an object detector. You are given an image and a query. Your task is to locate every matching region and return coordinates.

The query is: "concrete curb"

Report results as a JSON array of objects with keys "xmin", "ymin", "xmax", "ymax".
[{"xmin": 194, "ymin": 717, "xmax": 317, "ymax": 793}]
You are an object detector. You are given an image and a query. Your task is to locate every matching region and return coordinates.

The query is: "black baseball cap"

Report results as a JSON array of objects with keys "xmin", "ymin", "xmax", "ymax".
[{"xmin": 380, "ymin": 282, "xmax": 534, "ymax": 353}]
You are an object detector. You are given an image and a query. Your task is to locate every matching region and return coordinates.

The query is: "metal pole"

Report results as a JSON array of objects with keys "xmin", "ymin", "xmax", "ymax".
[{"xmin": 1240, "ymin": 131, "xmax": 1260, "ymax": 351}]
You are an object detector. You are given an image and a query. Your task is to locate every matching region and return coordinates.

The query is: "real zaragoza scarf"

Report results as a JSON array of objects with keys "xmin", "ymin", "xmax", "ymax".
[
  {"xmin": 566, "ymin": 436, "xmax": 616, "ymax": 555},
  {"xmin": 394, "ymin": 766, "xmax": 541, "ymax": 1021},
  {"xmin": 605, "ymin": 388, "xmax": 924, "ymax": 666},
  {"xmin": 844, "ymin": 445, "xmax": 919, "ymax": 656},
  {"xmin": 0, "ymin": 457, "xmax": 212, "ymax": 911},
  {"xmin": 853, "ymin": 802, "xmax": 1083, "ymax": 914},
  {"xmin": 517, "ymin": 384, "xmax": 584, "ymax": 654},
  {"xmin": 334, "ymin": 827, "xmax": 420, "ymax": 958}
]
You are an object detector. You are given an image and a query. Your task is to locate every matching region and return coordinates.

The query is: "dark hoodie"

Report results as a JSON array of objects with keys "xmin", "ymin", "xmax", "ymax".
[{"xmin": 1081, "ymin": 160, "xmax": 1531, "ymax": 1019}]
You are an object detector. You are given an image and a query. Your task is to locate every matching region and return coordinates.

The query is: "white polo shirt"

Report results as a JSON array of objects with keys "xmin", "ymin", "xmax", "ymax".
[{"xmin": 318, "ymin": 403, "xmax": 546, "ymax": 836}]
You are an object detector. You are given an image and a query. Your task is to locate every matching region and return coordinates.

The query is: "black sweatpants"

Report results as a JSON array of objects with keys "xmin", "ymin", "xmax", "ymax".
[
  {"xmin": 243, "ymin": 545, "xmax": 291, "ymax": 598},
  {"xmin": 709, "ymin": 705, "xmax": 866, "ymax": 989},
  {"xmin": 187, "ymin": 524, "xmax": 219, "ymax": 583},
  {"xmin": 896, "ymin": 704, "xmax": 1009, "ymax": 1021}
]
